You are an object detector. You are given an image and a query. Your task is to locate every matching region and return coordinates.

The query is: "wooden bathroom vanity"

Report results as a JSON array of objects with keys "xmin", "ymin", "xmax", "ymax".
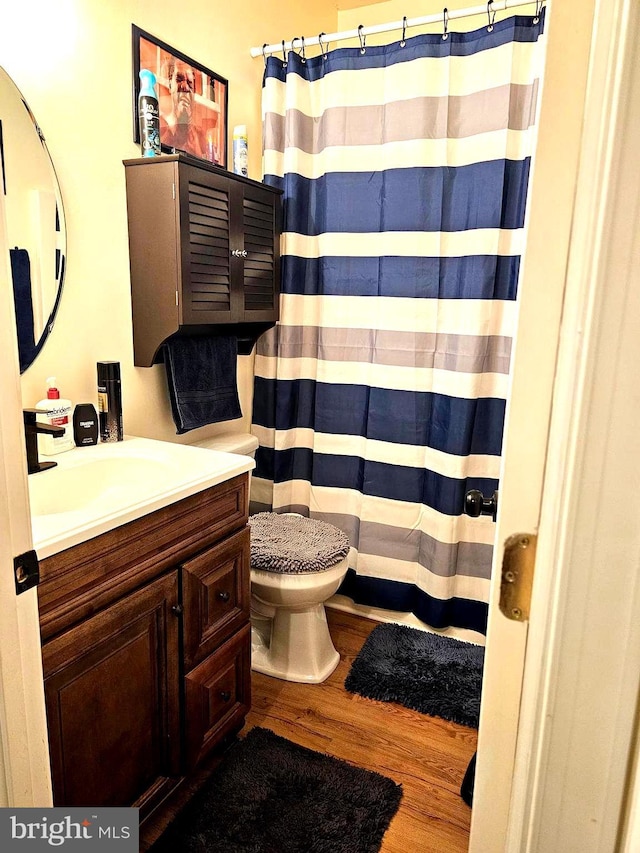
[{"xmin": 36, "ymin": 471, "xmax": 251, "ymax": 822}]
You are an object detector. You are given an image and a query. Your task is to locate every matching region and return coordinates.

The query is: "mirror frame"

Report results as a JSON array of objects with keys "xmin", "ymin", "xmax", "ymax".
[{"xmin": 1, "ymin": 66, "xmax": 66, "ymax": 373}]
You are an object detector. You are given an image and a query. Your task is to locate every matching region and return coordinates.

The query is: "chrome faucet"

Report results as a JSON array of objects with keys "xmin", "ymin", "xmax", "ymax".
[{"xmin": 23, "ymin": 409, "xmax": 65, "ymax": 474}]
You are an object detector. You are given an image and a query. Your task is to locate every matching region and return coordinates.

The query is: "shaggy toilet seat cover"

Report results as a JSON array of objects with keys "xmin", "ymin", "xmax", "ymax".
[{"xmin": 248, "ymin": 512, "xmax": 350, "ymax": 574}]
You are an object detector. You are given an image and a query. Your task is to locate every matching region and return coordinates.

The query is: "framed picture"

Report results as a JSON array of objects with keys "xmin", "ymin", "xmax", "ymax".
[{"xmin": 132, "ymin": 25, "xmax": 228, "ymax": 168}]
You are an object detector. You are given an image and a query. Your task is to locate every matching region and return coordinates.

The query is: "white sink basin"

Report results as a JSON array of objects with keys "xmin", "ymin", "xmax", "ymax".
[
  {"xmin": 29, "ymin": 436, "xmax": 254, "ymax": 559},
  {"xmin": 30, "ymin": 456, "xmax": 176, "ymax": 515}
]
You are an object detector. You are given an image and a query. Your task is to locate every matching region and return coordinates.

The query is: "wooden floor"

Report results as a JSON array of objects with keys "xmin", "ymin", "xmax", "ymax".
[
  {"xmin": 243, "ymin": 608, "xmax": 476, "ymax": 853},
  {"xmin": 141, "ymin": 608, "xmax": 477, "ymax": 852}
]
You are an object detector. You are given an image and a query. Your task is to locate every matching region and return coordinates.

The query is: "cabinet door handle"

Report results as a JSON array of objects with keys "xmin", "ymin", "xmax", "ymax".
[
  {"xmin": 217, "ymin": 591, "xmax": 230, "ymax": 602},
  {"xmin": 171, "ymin": 604, "xmax": 183, "ymax": 616},
  {"xmin": 231, "ymin": 249, "xmax": 247, "ymax": 258},
  {"xmin": 220, "ymin": 691, "xmax": 231, "ymax": 702}
]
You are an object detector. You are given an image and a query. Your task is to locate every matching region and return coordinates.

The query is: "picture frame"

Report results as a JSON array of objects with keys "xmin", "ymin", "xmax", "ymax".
[{"xmin": 132, "ymin": 25, "xmax": 228, "ymax": 168}]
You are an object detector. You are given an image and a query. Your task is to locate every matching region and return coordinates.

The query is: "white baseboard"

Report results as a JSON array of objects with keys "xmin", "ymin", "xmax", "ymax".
[{"xmin": 327, "ymin": 594, "xmax": 486, "ymax": 646}]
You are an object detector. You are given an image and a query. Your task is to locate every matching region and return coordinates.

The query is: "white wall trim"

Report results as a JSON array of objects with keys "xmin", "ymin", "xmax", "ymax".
[
  {"xmin": 508, "ymin": 0, "xmax": 640, "ymax": 848},
  {"xmin": 0, "ymin": 129, "xmax": 53, "ymax": 807},
  {"xmin": 469, "ymin": 0, "xmax": 598, "ymax": 847},
  {"xmin": 620, "ymin": 729, "xmax": 640, "ymax": 852}
]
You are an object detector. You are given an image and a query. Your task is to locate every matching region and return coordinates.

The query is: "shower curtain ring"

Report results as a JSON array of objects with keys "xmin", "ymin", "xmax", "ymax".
[
  {"xmin": 533, "ymin": 0, "xmax": 543, "ymax": 23},
  {"xmin": 442, "ymin": 8, "xmax": 449, "ymax": 40},
  {"xmin": 487, "ymin": 0, "xmax": 496, "ymax": 31},
  {"xmin": 319, "ymin": 32, "xmax": 329, "ymax": 59},
  {"xmin": 300, "ymin": 35, "xmax": 306, "ymax": 63},
  {"xmin": 281, "ymin": 39, "xmax": 288, "ymax": 67},
  {"xmin": 400, "ymin": 16, "xmax": 407, "ymax": 47},
  {"xmin": 358, "ymin": 24, "xmax": 367, "ymax": 54},
  {"xmin": 262, "ymin": 43, "xmax": 268, "ymax": 69}
]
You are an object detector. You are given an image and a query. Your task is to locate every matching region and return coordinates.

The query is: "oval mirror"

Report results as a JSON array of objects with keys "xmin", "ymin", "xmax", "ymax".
[{"xmin": 0, "ymin": 66, "xmax": 66, "ymax": 373}]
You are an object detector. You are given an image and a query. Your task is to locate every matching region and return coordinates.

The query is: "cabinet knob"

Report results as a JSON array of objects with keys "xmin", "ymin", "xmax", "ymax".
[
  {"xmin": 220, "ymin": 691, "xmax": 231, "ymax": 702},
  {"xmin": 217, "ymin": 591, "xmax": 230, "ymax": 603},
  {"xmin": 171, "ymin": 604, "xmax": 183, "ymax": 617}
]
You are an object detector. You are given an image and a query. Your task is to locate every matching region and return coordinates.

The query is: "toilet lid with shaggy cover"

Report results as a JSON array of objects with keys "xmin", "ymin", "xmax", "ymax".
[{"xmin": 248, "ymin": 512, "xmax": 350, "ymax": 574}]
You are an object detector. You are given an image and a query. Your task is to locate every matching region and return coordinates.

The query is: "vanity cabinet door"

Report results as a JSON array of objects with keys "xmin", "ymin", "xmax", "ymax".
[{"xmin": 42, "ymin": 572, "xmax": 181, "ymax": 815}]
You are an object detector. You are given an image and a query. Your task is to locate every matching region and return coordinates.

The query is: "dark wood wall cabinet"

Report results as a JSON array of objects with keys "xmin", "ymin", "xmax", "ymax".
[
  {"xmin": 38, "ymin": 474, "xmax": 251, "ymax": 823},
  {"xmin": 123, "ymin": 154, "xmax": 282, "ymax": 366}
]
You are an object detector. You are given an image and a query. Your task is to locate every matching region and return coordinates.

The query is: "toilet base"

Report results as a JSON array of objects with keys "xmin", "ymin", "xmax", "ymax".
[{"xmin": 250, "ymin": 602, "xmax": 340, "ymax": 684}]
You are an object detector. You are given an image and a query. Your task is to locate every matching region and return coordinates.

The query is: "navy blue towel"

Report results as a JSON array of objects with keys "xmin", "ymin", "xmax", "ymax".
[
  {"xmin": 163, "ymin": 335, "xmax": 242, "ymax": 434},
  {"xmin": 10, "ymin": 247, "xmax": 36, "ymax": 372}
]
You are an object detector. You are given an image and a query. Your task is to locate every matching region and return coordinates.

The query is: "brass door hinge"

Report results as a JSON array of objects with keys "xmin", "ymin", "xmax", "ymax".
[{"xmin": 500, "ymin": 533, "xmax": 537, "ymax": 621}]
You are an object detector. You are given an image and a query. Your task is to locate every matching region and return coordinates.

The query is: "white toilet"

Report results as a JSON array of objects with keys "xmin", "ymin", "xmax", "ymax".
[{"xmin": 192, "ymin": 432, "xmax": 350, "ymax": 683}]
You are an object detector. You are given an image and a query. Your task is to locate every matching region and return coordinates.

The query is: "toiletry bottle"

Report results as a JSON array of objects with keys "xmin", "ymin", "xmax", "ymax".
[
  {"xmin": 138, "ymin": 69, "xmax": 161, "ymax": 158},
  {"xmin": 73, "ymin": 403, "xmax": 99, "ymax": 447},
  {"xmin": 97, "ymin": 361, "xmax": 123, "ymax": 442},
  {"xmin": 206, "ymin": 128, "xmax": 218, "ymax": 165},
  {"xmin": 232, "ymin": 125, "xmax": 248, "ymax": 177},
  {"xmin": 36, "ymin": 377, "xmax": 75, "ymax": 456}
]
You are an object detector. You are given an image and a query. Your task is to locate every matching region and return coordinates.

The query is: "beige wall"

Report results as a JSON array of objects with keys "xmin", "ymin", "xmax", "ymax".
[
  {"xmin": 2, "ymin": 1, "xmax": 594, "ymax": 451},
  {"xmin": 338, "ymin": 0, "xmax": 518, "ymax": 40},
  {"xmin": 0, "ymin": 0, "xmax": 337, "ymax": 444}
]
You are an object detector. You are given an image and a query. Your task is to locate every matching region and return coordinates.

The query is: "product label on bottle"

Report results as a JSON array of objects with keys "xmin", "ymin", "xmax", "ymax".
[
  {"xmin": 43, "ymin": 404, "xmax": 70, "ymax": 418},
  {"xmin": 37, "ymin": 402, "xmax": 73, "ymax": 455},
  {"xmin": 233, "ymin": 140, "xmax": 248, "ymax": 177},
  {"xmin": 139, "ymin": 96, "xmax": 161, "ymax": 156},
  {"xmin": 97, "ymin": 381, "xmax": 122, "ymax": 442}
]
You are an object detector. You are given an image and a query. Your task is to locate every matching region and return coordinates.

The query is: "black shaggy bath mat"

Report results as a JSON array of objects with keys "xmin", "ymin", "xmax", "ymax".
[
  {"xmin": 345, "ymin": 623, "xmax": 484, "ymax": 728},
  {"xmin": 150, "ymin": 727, "xmax": 402, "ymax": 853}
]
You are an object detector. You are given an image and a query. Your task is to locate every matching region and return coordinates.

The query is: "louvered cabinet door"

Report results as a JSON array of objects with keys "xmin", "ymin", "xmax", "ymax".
[
  {"xmin": 179, "ymin": 165, "xmax": 234, "ymax": 325},
  {"xmin": 240, "ymin": 182, "xmax": 280, "ymax": 322},
  {"xmin": 178, "ymin": 167, "xmax": 280, "ymax": 326}
]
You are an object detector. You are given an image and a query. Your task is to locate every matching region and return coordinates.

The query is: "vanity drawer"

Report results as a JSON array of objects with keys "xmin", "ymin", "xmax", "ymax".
[
  {"xmin": 38, "ymin": 474, "xmax": 248, "ymax": 641},
  {"xmin": 184, "ymin": 624, "xmax": 251, "ymax": 771},
  {"xmin": 181, "ymin": 527, "xmax": 250, "ymax": 670}
]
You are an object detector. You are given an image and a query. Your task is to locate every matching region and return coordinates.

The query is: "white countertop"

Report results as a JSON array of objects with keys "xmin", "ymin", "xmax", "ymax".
[{"xmin": 29, "ymin": 435, "xmax": 254, "ymax": 560}]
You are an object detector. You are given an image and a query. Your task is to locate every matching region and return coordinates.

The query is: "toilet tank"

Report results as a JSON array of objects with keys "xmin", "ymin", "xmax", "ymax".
[{"xmin": 192, "ymin": 431, "xmax": 259, "ymax": 459}]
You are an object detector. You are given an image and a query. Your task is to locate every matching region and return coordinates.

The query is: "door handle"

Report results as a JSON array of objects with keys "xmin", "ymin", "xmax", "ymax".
[{"xmin": 464, "ymin": 489, "xmax": 498, "ymax": 522}]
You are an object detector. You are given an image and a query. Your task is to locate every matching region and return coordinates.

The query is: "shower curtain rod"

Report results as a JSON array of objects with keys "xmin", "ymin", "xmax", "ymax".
[{"xmin": 250, "ymin": 0, "xmax": 543, "ymax": 58}]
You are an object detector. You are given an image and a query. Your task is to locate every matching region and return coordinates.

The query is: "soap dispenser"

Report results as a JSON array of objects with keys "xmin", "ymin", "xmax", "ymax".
[{"xmin": 36, "ymin": 377, "xmax": 75, "ymax": 456}]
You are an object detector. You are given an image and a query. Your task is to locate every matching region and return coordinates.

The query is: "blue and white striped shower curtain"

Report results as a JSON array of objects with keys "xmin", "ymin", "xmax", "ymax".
[{"xmin": 251, "ymin": 12, "xmax": 546, "ymax": 635}]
